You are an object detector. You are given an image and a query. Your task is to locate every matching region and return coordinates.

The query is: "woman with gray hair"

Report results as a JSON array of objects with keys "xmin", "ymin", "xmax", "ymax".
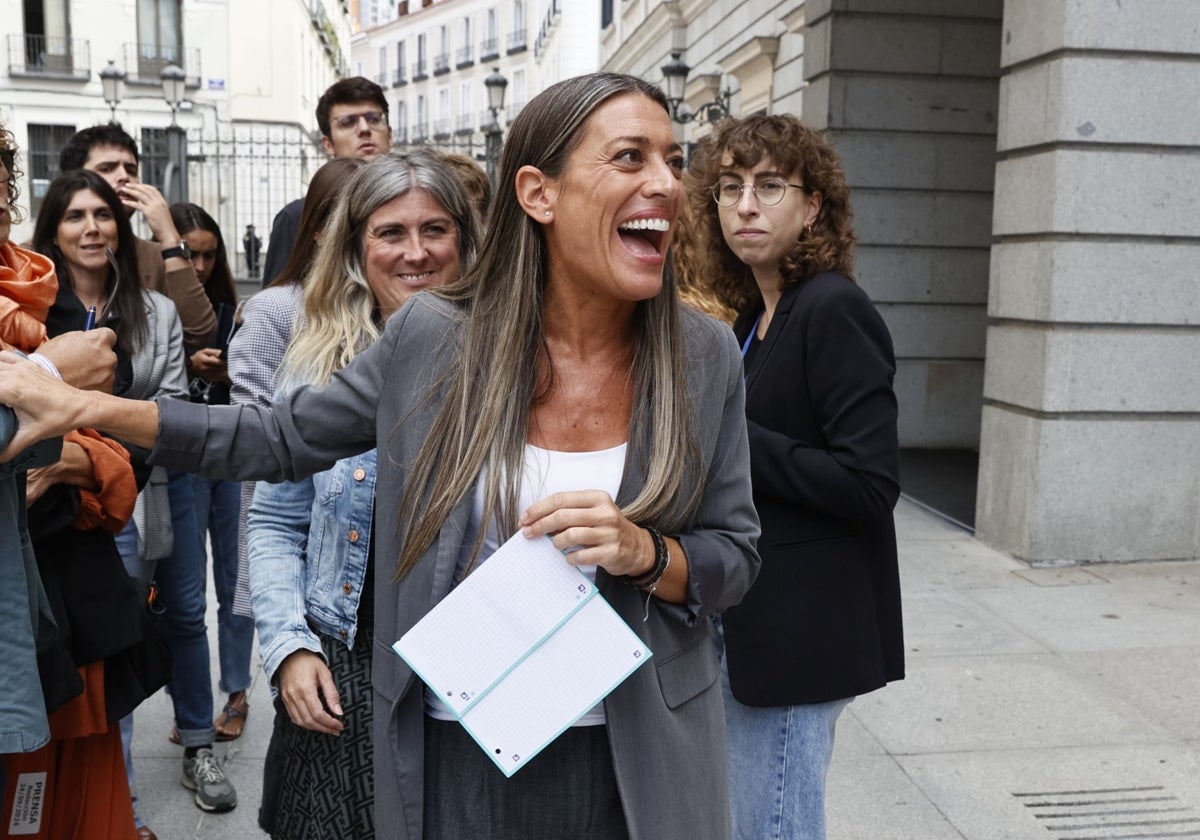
[
  {"xmin": 0, "ymin": 73, "xmax": 759, "ymax": 839},
  {"xmin": 250, "ymin": 150, "xmax": 478, "ymax": 839}
]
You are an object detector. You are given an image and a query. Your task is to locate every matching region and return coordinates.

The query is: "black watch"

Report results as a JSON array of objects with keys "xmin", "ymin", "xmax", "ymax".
[{"xmin": 162, "ymin": 241, "xmax": 191, "ymax": 261}]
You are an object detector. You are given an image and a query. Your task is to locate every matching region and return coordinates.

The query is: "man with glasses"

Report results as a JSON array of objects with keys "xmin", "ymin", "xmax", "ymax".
[{"xmin": 260, "ymin": 77, "xmax": 392, "ymax": 286}]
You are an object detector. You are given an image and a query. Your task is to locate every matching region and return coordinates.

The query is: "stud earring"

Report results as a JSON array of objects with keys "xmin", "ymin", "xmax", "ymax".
[{"xmin": 544, "ymin": 210, "xmax": 551, "ymax": 217}]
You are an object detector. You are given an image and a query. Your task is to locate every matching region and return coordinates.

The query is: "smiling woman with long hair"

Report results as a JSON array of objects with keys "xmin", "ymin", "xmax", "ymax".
[
  {"xmin": 249, "ymin": 150, "xmax": 479, "ymax": 840},
  {"xmin": 33, "ymin": 170, "xmax": 147, "ymax": 357}
]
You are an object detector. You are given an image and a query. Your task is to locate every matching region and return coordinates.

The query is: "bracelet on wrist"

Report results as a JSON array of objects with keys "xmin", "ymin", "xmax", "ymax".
[
  {"xmin": 27, "ymin": 352, "xmax": 63, "ymax": 381},
  {"xmin": 622, "ymin": 525, "xmax": 669, "ymax": 593}
]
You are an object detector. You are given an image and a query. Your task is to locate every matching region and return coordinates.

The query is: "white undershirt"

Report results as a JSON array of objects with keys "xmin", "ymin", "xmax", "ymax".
[{"xmin": 423, "ymin": 442, "xmax": 627, "ymax": 726}]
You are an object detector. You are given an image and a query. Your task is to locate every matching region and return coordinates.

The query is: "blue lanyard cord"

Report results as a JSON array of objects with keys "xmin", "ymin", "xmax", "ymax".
[{"xmin": 740, "ymin": 312, "xmax": 763, "ymax": 358}]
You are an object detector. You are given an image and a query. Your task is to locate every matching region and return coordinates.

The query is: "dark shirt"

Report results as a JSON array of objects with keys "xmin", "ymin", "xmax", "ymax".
[{"xmin": 261, "ymin": 198, "xmax": 304, "ymax": 288}]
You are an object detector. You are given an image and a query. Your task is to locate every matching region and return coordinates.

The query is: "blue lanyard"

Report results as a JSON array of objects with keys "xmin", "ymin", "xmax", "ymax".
[{"xmin": 740, "ymin": 312, "xmax": 763, "ymax": 358}]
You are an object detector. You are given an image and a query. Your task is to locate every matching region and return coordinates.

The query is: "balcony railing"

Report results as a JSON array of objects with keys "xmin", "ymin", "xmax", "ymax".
[
  {"xmin": 393, "ymin": 126, "xmax": 409, "ymax": 144},
  {"xmin": 412, "ymin": 122, "xmax": 429, "ymax": 142},
  {"xmin": 480, "ymin": 37, "xmax": 499, "ymax": 61},
  {"xmin": 392, "ymin": 67, "xmax": 406, "ymax": 86},
  {"xmin": 455, "ymin": 45, "xmax": 474, "ymax": 68},
  {"xmin": 411, "ymin": 59, "xmax": 427, "ymax": 80},
  {"xmin": 122, "ymin": 42, "xmax": 201, "ymax": 87},
  {"xmin": 7, "ymin": 33, "xmax": 90, "ymax": 79},
  {"xmin": 433, "ymin": 53, "xmax": 450, "ymax": 74},
  {"xmin": 375, "ymin": 70, "xmax": 389, "ymax": 86},
  {"xmin": 507, "ymin": 29, "xmax": 527, "ymax": 54},
  {"xmin": 433, "ymin": 118, "xmax": 451, "ymax": 138},
  {"xmin": 455, "ymin": 113, "xmax": 474, "ymax": 134},
  {"xmin": 507, "ymin": 101, "xmax": 526, "ymax": 123}
]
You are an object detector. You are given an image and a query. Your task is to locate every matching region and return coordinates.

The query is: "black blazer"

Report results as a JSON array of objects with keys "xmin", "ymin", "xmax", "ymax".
[{"xmin": 722, "ymin": 272, "xmax": 905, "ymax": 706}]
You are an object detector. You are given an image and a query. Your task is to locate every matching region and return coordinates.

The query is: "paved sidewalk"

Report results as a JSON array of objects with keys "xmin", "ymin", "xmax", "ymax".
[
  {"xmin": 829, "ymin": 500, "xmax": 1200, "ymax": 839},
  {"xmin": 130, "ymin": 498, "xmax": 1200, "ymax": 838}
]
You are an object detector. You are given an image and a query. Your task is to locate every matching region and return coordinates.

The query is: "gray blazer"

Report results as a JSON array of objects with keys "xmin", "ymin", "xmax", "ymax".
[
  {"xmin": 151, "ymin": 293, "xmax": 760, "ymax": 840},
  {"xmin": 128, "ymin": 289, "xmax": 188, "ymax": 563}
]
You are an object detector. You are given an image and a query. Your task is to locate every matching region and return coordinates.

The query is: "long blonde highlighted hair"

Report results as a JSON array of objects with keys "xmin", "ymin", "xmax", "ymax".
[
  {"xmin": 393, "ymin": 73, "xmax": 705, "ymax": 581},
  {"xmin": 279, "ymin": 150, "xmax": 480, "ymax": 388}
]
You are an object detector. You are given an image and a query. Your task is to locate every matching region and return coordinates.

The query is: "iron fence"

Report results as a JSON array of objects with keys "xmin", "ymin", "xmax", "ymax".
[{"xmin": 154, "ymin": 123, "xmax": 325, "ymax": 277}]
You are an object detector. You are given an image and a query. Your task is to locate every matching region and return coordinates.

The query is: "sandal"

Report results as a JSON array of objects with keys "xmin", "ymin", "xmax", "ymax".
[{"xmin": 214, "ymin": 692, "xmax": 250, "ymax": 742}]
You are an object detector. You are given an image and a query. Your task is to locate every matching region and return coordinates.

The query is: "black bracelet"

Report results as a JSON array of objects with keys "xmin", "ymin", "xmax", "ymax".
[{"xmin": 623, "ymin": 525, "xmax": 669, "ymax": 592}]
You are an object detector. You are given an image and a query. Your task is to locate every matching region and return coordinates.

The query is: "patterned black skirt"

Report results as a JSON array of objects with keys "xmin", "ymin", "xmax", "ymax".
[{"xmin": 259, "ymin": 615, "xmax": 375, "ymax": 840}]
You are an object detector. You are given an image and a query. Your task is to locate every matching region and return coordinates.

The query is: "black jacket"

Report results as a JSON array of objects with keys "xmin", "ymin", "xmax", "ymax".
[{"xmin": 721, "ymin": 272, "xmax": 905, "ymax": 706}]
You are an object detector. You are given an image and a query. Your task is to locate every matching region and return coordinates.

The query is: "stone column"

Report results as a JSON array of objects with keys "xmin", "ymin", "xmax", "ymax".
[
  {"xmin": 802, "ymin": 0, "xmax": 1003, "ymax": 447},
  {"xmin": 976, "ymin": 0, "xmax": 1200, "ymax": 563}
]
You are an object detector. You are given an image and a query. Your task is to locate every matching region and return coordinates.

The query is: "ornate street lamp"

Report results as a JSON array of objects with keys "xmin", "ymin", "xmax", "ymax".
[
  {"xmin": 659, "ymin": 51, "xmax": 732, "ymax": 125},
  {"xmin": 160, "ymin": 63, "xmax": 187, "ymax": 126},
  {"xmin": 99, "ymin": 60, "xmax": 126, "ymax": 123},
  {"xmin": 483, "ymin": 67, "xmax": 508, "ymax": 187}
]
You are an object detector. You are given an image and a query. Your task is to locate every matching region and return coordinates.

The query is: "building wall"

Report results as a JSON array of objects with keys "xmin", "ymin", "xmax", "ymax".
[
  {"xmin": 228, "ymin": 0, "xmax": 350, "ymax": 128},
  {"xmin": 975, "ymin": 0, "xmax": 1200, "ymax": 563},
  {"xmin": 226, "ymin": 0, "xmax": 352, "ymax": 253},
  {"xmin": 802, "ymin": 0, "xmax": 1003, "ymax": 449},
  {"xmin": 601, "ymin": 1, "xmax": 806, "ymax": 150},
  {"xmin": 0, "ymin": 0, "xmax": 231, "ymax": 242}
]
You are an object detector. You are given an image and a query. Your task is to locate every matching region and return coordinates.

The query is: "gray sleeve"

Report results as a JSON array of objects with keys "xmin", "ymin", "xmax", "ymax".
[
  {"xmin": 673, "ymin": 322, "xmax": 762, "ymax": 623},
  {"xmin": 151, "ymin": 298, "xmax": 404, "ymax": 482}
]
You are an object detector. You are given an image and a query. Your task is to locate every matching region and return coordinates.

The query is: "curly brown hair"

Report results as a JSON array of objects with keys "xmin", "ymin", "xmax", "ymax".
[
  {"xmin": 671, "ymin": 194, "xmax": 737, "ymax": 324},
  {"xmin": 686, "ymin": 113, "xmax": 856, "ymax": 314},
  {"xmin": 1, "ymin": 121, "xmax": 25, "ymax": 225}
]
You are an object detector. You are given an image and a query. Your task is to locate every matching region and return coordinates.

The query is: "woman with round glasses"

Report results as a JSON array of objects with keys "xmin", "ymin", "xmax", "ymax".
[{"xmin": 687, "ymin": 113, "xmax": 904, "ymax": 840}]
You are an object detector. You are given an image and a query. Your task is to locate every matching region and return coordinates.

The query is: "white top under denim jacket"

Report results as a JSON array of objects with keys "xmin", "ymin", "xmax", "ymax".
[{"xmin": 247, "ymin": 445, "xmax": 377, "ymax": 684}]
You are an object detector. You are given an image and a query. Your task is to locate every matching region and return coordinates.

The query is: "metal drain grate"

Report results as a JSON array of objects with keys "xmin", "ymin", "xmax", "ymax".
[{"xmin": 1013, "ymin": 786, "xmax": 1200, "ymax": 839}]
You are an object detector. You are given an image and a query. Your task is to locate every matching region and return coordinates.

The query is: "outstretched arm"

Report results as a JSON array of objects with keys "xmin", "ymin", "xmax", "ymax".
[{"xmin": 0, "ymin": 354, "xmax": 159, "ymax": 460}]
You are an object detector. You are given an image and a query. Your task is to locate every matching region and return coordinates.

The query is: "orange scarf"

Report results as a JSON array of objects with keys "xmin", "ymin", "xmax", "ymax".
[{"xmin": 0, "ymin": 240, "xmax": 58, "ymax": 352}]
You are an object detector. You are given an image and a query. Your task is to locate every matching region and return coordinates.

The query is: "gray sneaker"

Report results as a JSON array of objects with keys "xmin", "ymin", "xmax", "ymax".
[{"xmin": 181, "ymin": 748, "xmax": 238, "ymax": 812}]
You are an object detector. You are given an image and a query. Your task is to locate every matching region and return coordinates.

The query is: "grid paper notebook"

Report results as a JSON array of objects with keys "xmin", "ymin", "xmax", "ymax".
[{"xmin": 393, "ymin": 532, "xmax": 652, "ymax": 776}]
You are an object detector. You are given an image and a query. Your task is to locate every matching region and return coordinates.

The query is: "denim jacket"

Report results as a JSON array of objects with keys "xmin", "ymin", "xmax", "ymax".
[{"xmin": 246, "ymin": 448, "xmax": 377, "ymax": 683}]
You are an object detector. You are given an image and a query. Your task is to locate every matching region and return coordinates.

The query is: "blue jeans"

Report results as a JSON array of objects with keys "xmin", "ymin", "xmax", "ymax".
[
  {"xmin": 712, "ymin": 618, "xmax": 850, "ymax": 840},
  {"xmin": 160, "ymin": 469, "xmax": 216, "ymax": 746},
  {"xmin": 192, "ymin": 475, "xmax": 254, "ymax": 695}
]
